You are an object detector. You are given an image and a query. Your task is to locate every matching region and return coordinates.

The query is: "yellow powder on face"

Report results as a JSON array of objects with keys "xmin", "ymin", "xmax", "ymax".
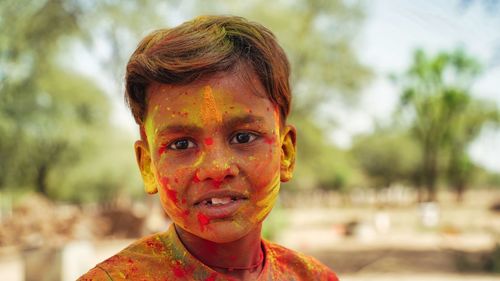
[
  {"xmin": 255, "ymin": 175, "xmax": 281, "ymax": 222},
  {"xmin": 144, "ymin": 116, "xmax": 155, "ymax": 143},
  {"xmin": 273, "ymin": 105, "xmax": 281, "ymax": 137},
  {"xmin": 193, "ymin": 153, "xmax": 205, "ymax": 168},
  {"xmin": 143, "ymin": 174, "xmax": 157, "ymax": 194},
  {"xmin": 201, "ymin": 86, "xmax": 222, "ymax": 126}
]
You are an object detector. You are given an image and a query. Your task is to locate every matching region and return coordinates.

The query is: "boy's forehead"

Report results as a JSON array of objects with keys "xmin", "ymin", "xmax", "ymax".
[
  {"xmin": 143, "ymin": 73, "xmax": 281, "ymax": 132},
  {"xmin": 145, "ymin": 70, "xmax": 268, "ymax": 111}
]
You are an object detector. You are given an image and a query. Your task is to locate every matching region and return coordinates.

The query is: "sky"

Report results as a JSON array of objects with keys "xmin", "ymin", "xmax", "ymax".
[
  {"xmin": 329, "ymin": 0, "xmax": 500, "ymax": 172},
  {"xmin": 71, "ymin": 0, "xmax": 500, "ymax": 172}
]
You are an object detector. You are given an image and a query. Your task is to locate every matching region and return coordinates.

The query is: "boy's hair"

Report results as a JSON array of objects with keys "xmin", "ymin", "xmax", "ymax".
[{"xmin": 125, "ymin": 15, "xmax": 291, "ymax": 126}]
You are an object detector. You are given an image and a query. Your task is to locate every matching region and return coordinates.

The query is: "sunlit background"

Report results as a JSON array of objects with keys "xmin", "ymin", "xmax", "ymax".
[{"xmin": 1, "ymin": 0, "xmax": 500, "ymax": 280}]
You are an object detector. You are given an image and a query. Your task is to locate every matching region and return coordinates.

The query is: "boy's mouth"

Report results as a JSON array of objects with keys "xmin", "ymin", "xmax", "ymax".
[
  {"xmin": 193, "ymin": 190, "xmax": 248, "ymax": 206},
  {"xmin": 193, "ymin": 191, "xmax": 248, "ymax": 219},
  {"xmin": 197, "ymin": 196, "xmax": 245, "ymax": 206}
]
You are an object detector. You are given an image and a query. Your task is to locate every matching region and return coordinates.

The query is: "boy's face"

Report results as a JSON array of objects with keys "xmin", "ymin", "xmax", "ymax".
[{"xmin": 135, "ymin": 70, "xmax": 296, "ymax": 243}]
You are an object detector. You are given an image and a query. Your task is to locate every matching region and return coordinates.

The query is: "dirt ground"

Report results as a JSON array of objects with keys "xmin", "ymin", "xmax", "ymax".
[{"xmin": 272, "ymin": 189, "xmax": 500, "ymax": 280}]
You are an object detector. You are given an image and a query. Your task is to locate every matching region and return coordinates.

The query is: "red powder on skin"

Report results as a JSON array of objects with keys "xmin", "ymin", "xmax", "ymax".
[
  {"xmin": 158, "ymin": 145, "xmax": 166, "ymax": 155},
  {"xmin": 204, "ymin": 137, "xmax": 214, "ymax": 146},
  {"xmin": 328, "ymin": 275, "xmax": 338, "ymax": 281},
  {"xmin": 145, "ymin": 239, "xmax": 164, "ymax": 253},
  {"xmin": 205, "ymin": 273, "xmax": 218, "ymax": 281},
  {"xmin": 264, "ymin": 136, "xmax": 275, "ymax": 144},
  {"xmin": 212, "ymin": 180, "xmax": 222, "ymax": 188},
  {"xmin": 172, "ymin": 262, "xmax": 187, "ymax": 278},
  {"xmin": 166, "ymin": 189, "xmax": 178, "ymax": 204},
  {"xmin": 160, "ymin": 177, "xmax": 178, "ymax": 204},
  {"xmin": 197, "ymin": 212, "xmax": 210, "ymax": 231},
  {"xmin": 161, "ymin": 177, "xmax": 169, "ymax": 186},
  {"xmin": 193, "ymin": 173, "xmax": 201, "ymax": 183}
]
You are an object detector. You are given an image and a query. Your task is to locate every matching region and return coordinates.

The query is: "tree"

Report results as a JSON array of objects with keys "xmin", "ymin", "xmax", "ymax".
[
  {"xmin": 352, "ymin": 128, "xmax": 421, "ymax": 189},
  {"xmin": 395, "ymin": 48, "xmax": 498, "ymax": 201},
  {"xmin": 0, "ymin": 0, "xmax": 86, "ymax": 193},
  {"xmin": 0, "ymin": 0, "xmax": 145, "ymax": 200},
  {"xmin": 444, "ymin": 94, "xmax": 499, "ymax": 202}
]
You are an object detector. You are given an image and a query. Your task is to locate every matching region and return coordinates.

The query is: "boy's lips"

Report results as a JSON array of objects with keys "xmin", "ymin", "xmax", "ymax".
[
  {"xmin": 193, "ymin": 190, "xmax": 248, "ymax": 206},
  {"xmin": 193, "ymin": 190, "xmax": 249, "ymax": 219}
]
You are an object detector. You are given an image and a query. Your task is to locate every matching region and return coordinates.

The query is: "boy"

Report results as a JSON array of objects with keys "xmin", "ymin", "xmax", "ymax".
[{"xmin": 79, "ymin": 15, "xmax": 338, "ymax": 281}]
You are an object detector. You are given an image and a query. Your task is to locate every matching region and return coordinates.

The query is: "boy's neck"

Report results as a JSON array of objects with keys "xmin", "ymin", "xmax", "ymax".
[{"xmin": 174, "ymin": 223, "xmax": 264, "ymax": 280}]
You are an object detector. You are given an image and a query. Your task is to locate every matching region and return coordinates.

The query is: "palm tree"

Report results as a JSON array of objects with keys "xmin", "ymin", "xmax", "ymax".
[{"xmin": 397, "ymin": 48, "xmax": 497, "ymax": 202}]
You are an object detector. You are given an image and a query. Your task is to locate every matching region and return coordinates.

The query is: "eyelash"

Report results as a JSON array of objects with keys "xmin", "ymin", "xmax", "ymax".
[
  {"xmin": 229, "ymin": 131, "xmax": 258, "ymax": 144},
  {"xmin": 167, "ymin": 138, "xmax": 197, "ymax": 150},
  {"xmin": 161, "ymin": 131, "xmax": 260, "ymax": 153}
]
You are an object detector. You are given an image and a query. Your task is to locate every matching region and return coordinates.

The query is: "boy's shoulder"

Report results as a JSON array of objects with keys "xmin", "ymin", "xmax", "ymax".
[
  {"xmin": 77, "ymin": 230, "xmax": 177, "ymax": 281},
  {"xmin": 263, "ymin": 240, "xmax": 339, "ymax": 281},
  {"xmin": 78, "ymin": 227, "xmax": 339, "ymax": 281}
]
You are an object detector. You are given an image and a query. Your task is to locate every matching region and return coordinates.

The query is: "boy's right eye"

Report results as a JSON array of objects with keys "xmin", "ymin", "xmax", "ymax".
[{"xmin": 168, "ymin": 139, "xmax": 196, "ymax": 150}]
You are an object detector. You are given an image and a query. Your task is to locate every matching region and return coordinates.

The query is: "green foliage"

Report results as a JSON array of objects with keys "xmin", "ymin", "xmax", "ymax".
[
  {"xmin": 395, "ymin": 48, "xmax": 499, "ymax": 201},
  {"xmin": 49, "ymin": 128, "xmax": 141, "ymax": 203},
  {"xmin": 290, "ymin": 117, "xmax": 363, "ymax": 191},
  {"xmin": 352, "ymin": 129, "xmax": 421, "ymax": 188},
  {"xmin": 0, "ymin": 0, "xmax": 142, "ymax": 202}
]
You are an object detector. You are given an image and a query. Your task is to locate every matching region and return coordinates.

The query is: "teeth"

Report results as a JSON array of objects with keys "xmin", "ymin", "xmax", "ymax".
[{"xmin": 211, "ymin": 197, "xmax": 232, "ymax": 205}]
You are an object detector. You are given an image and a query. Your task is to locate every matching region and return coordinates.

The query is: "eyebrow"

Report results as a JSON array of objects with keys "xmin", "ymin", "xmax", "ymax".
[
  {"xmin": 156, "ymin": 124, "xmax": 203, "ymax": 136},
  {"xmin": 155, "ymin": 114, "xmax": 266, "ymax": 136},
  {"xmin": 223, "ymin": 114, "xmax": 266, "ymax": 130}
]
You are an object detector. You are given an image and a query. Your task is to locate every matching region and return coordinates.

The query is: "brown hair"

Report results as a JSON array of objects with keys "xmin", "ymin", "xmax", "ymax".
[{"xmin": 125, "ymin": 15, "xmax": 291, "ymax": 125}]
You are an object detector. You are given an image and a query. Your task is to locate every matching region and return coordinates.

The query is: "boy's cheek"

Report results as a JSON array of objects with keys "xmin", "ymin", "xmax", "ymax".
[
  {"xmin": 249, "ymin": 150, "xmax": 281, "ymax": 191},
  {"xmin": 156, "ymin": 165, "xmax": 195, "ymax": 198}
]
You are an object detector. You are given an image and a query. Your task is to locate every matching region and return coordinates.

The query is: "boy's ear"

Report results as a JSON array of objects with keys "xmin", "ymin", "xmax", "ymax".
[
  {"xmin": 280, "ymin": 125, "xmax": 297, "ymax": 182},
  {"xmin": 134, "ymin": 140, "xmax": 158, "ymax": 194}
]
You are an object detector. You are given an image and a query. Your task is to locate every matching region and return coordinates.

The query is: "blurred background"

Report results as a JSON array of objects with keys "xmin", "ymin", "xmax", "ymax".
[{"xmin": 1, "ymin": 0, "xmax": 500, "ymax": 280}]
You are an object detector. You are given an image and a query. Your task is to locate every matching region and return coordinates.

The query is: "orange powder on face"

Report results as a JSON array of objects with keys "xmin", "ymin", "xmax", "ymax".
[
  {"xmin": 201, "ymin": 86, "xmax": 222, "ymax": 126},
  {"xmin": 160, "ymin": 177, "xmax": 180, "ymax": 205}
]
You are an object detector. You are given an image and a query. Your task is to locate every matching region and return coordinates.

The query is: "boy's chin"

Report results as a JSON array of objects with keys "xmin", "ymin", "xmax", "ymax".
[{"xmin": 176, "ymin": 221, "xmax": 260, "ymax": 244}]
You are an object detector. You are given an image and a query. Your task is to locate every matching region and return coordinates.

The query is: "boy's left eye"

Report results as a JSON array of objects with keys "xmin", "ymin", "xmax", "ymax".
[
  {"xmin": 230, "ymin": 132, "xmax": 258, "ymax": 144},
  {"xmin": 168, "ymin": 139, "xmax": 196, "ymax": 150}
]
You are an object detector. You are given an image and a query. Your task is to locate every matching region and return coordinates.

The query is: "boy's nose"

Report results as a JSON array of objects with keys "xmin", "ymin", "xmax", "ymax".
[{"xmin": 195, "ymin": 147, "xmax": 239, "ymax": 184}]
